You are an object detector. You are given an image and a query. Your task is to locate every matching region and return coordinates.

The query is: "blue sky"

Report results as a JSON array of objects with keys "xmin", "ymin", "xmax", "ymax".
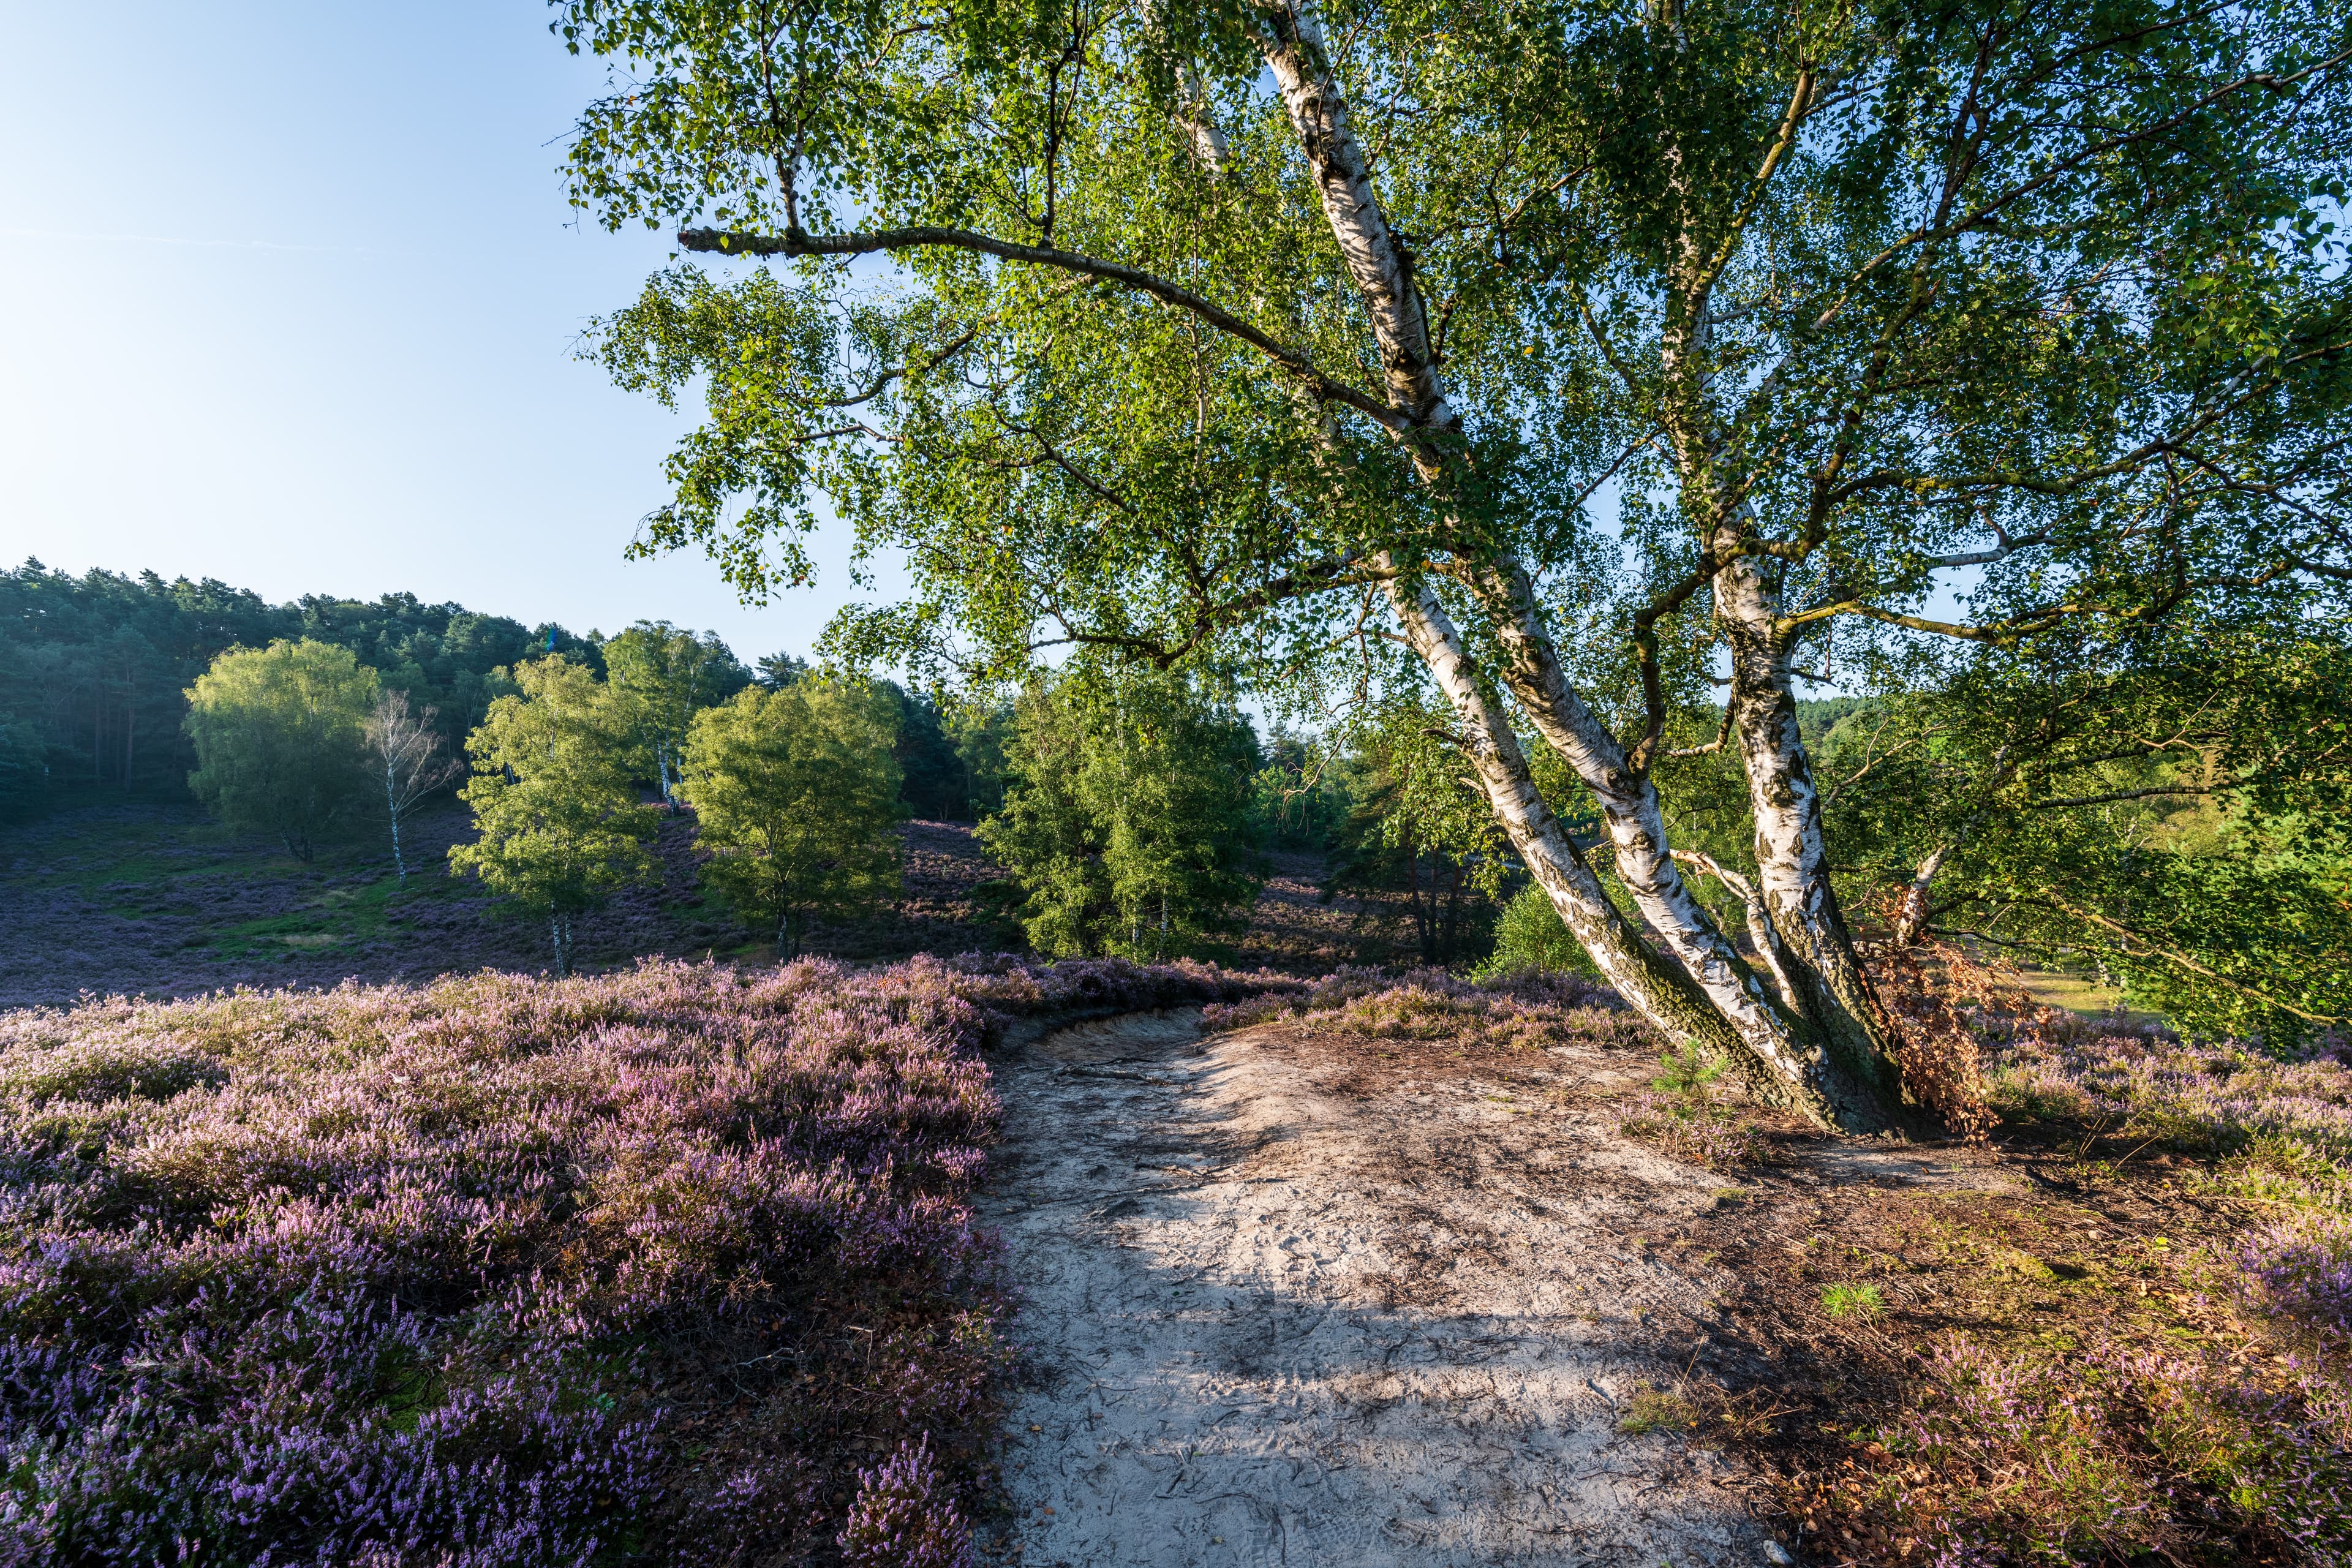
[{"xmin": 0, "ymin": 2, "xmax": 885, "ymax": 663}]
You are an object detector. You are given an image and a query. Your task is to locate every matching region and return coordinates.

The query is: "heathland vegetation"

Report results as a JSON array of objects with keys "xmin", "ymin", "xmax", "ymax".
[{"xmin": 7, "ymin": 0, "xmax": 2352, "ymax": 1562}]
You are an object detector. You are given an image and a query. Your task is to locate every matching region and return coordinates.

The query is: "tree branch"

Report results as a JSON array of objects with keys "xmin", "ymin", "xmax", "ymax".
[
  {"xmin": 2029, "ymin": 785, "xmax": 2215, "ymax": 810},
  {"xmin": 2041, "ymin": 895, "xmax": 2347, "ymax": 1024},
  {"xmin": 677, "ymin": 225, "xmax": 1404, "ymax": 431}
]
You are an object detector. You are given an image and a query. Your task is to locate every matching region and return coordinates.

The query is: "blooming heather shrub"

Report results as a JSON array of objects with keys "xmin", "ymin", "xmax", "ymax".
[
  {"xmin": 0, "ymin": 1033, "xmax": 228, "ymax": 1108},
  {"xmin": 836, "ymin": 1435, "xmax": 977, "ymax": 1568},
  {"xmin": 2218, "ymin": 1133, "xmax": 2352, "ymax": 1214},
  {"xmin": 1200, "ymin": 966, "xmax": 1650, "ymax": 1052},
  {"xmin": 942, "ymin": 951, "xmax": 1282, "ymax": 1016},
  {"xmin": 2241, "ymin": 1213, "xmax": 2352, "ymax": 1333},
  {"xmin": 1981, "ymin": 1014, "xmax": 2352, "ymax": 1346},
  {"xmin": 1849, "ymin": 1334, "xmax": 2352, "ymax": 1565},
  {"xmin": 0, "ymin": 952, "xmax": 1259, "ymax": 1566},
  {"xmin": 1989, "ymin": 1026, "xmax": 2352, "ymax": 1165}
]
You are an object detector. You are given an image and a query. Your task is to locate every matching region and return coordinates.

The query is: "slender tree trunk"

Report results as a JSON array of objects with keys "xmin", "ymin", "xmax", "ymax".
[
  {"xmin": 1254, "ymin": 3, "xmax": 1897, "ymax": 1130},
  {"xmin": 1890, "ymin": 844, "xmax": 1951, "ymax": 948},
  {"xmin": 1888, "ymin": 752, "xmax": 2009, "ymax": 948},
  {"xmin": 1719, "ymin": 573, "xmax": 1907, "ymax": 1115},
  {"xmin": 1380, "ymin": 568, "xmax": 1842, "ymax": 1123},
  {"xmin": 385, "ymin": 758, "xmax": 408, "ymax": 883},
  {"xmin": 1409, "ymin": 848, "xmax": 1432, "ymax": 960},
  {"xmin": 550, "ymin": 916, "xmax": 571, "ymax": 978},
  {"xmin": 1460, "ymin": 562, "xmax": 1898, "ymax": 1128}
]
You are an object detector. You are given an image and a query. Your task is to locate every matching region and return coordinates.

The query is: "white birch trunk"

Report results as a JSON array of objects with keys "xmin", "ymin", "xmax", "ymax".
[
  {"xmin": 1891, "ymin": 843, "xmax": 1951, "ymax": 948},
  {"xmin": 386, "ymin": 756, "xmax": 407, "ymax": 883},
  {"xmin": 1464, "ymin": 562, "xmax": 1891, "ymax": 1124},
  {"xmin": 1717, "ymin": 560, "xmax": 1906, "ymax": 1114},
  {"xmin": 1381, "ymin": 567, "xmax": 1835, "ymax": 1123},
  {"xmin": 1638, "ymin": 75, "xmax": 1908, "ymax": 1126},
  {"xmin": 1253, "ymin": 5, "xmax": 1448, "ymax": 425},
  {"xmin": 1253, "ymin": 1, "xmax": 1891, "ymax": 1128}
]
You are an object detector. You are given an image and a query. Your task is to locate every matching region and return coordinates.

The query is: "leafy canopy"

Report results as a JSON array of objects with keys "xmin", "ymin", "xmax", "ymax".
[
  {"xmin": 184, "ymin": 639, "xmax": 380, "ymax": 861},
  {"xmin": 1818, "ymin": 618, "xmax": 2352, "ymax": 1042},
  {"xmin": 566, "ymin": 0, "xmax": 2352, "ymax": 685},
  {"xmin": 554, "ymin": 0, "xmax": 2352, "ymax": 1082},
  {"xmin": 448, "ymin": 655, "xmax": 659, "ymax": 968},
  {"xmin": 602, "ymin": 621, "xmax": 752, "ymax": 802},
  {"xmin": 678, "ymin": 679, "xmax": 906, "ymax": 954},
  {"xmin": 977, "ymin": 666, "xmax": 1261, "ymax": 959}
]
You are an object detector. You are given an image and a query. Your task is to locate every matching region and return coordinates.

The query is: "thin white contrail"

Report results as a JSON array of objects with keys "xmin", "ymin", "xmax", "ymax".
[{"xmin": 0, "ymin": 225, "xmax": 379, "ymax": 255}]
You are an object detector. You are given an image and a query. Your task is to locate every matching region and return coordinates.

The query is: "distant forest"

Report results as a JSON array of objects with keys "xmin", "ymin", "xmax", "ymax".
[{"xmin": 0, "ymin": 560, "xmax": 974, "ymax": 821}]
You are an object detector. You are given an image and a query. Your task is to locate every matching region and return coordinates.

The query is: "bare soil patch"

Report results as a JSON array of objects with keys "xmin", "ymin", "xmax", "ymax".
[{"xmin": 974, "ymin": 1007, "xmax": 1800, "ymax": 1565}]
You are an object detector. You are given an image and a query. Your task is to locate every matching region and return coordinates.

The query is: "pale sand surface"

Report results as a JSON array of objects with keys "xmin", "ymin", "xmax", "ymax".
[{"xmin": 973, "ymin": 1009, "xmax": 1777, "ymax": 1567}]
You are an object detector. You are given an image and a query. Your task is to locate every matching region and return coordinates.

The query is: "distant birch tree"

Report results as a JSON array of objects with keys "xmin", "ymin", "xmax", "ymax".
[
  {"xmin": 363, "ymin": 689, "xmax": 462, "ymax": 884},
  {"xmin": 679, "ymin": 679, "xmax": 903, "ymax": 957},
  {"xmin": 184, "ymin": 639, "xmax": 378, "ymax": 861},
  {"xmin": 604, "ymin": 622, "xmax": 751, "ymax": 807}
]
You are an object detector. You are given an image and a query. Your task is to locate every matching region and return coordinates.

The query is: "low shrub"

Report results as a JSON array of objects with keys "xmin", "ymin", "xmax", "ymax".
[
  {"xmin": 1473, "ymin": 884, "xmax": 1600, "ymax": 981},
  {"xmin": 1616, "ymin": 1091, "xmax": 1771, "ymax": 1167},
  {"xmin": 1201, "ymin": 965, "xmax": 1651, "ymax": 1052},
  {"xmin": 1988, "ymin": 1027, "xmax": 2352, "ymax": 1166},
  {"xmin": 1819, "ymin": 1335, "xmax": 2352, "ymax": 1565},
  {"xmin": 2239, "ymin": 1212, "xmax": 2352, "ymax": 1334},
  {"xmin": 0, "ymin": 952, "xmax": 1259, "ymax": 1566},
  {"xmin": 1616, "ymin": 1041, "xmax": 1770, "ymax": 1167},
  {"xmin": 836, "ymin": 1435, "xmax": 978, "ymax": 1568}
]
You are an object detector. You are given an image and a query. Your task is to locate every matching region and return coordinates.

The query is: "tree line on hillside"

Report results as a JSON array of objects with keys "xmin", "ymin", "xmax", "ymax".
[
  {"xmin": 45, "ymin": 556, "xmax": 2348, "ymax": 1038},
  {"xmin": 0, "ymin": 560, "xmax": 978, "ymax": 823},
  {"xmin": 163, "ymin": 622, "xmax": 1567, "ymax": 971},
  {"xmin": 180, "ymin": 638, "xmax": 928, "ymax": 973},
  {"xmin": 0, "ymin": 561, "xmax": 596, "ymax": 811}
]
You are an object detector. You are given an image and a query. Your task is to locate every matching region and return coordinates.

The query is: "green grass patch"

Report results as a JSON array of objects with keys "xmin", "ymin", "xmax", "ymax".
[
  {"xmin": 1616, "ymin": 1385, "xmax": 1699, "ymax": 1436},
  {"xmin": 1820, "ymin": 1282, "xmax": 1885, "ymax": 1320},
  {"xmin": 208, "ymin": 874, "xmax": 480, "ymax": 959}
]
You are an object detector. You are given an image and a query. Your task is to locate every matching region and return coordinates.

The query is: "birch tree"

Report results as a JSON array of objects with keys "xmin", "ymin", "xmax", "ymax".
[
  {"xmin": 677, "ymin": 679, "xmax": 904, "ymax": 956},
  {"xmin": 448, "ymin": 657, "xmax": 658, "ymax": 976},
  {"xmin": 363, "ymin": 689, "xmax": 463, "ymax": 883},
  {"xmin": 184, "ymin": 639, "xmax": 379, "ymax": 861},
  {"xmin": 559, "ymin": 0, "xmax": 2352, "ymax": 1129},
  {"xmin": 979, "ymin": 667, "xmax": 1261, "ymax": 958},
  {"xmin": 603, "ymin": 622, "xmax": 752, "ymax": 807}
]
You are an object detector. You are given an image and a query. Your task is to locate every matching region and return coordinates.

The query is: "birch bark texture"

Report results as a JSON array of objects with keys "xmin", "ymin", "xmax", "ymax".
[
  {"xmin": 363, "ymin": 690, "xmax": 461, "ymax": 884},
  {"xmin": 558, "ymin": 0, "xmax": 2352, "ymax": 1128}
]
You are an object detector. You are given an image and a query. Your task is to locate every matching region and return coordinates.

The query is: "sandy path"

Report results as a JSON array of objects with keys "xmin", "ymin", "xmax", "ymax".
[{"xmin": 973, "ymin": 1009, "xmax": 1779, "ymax": 1567}]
